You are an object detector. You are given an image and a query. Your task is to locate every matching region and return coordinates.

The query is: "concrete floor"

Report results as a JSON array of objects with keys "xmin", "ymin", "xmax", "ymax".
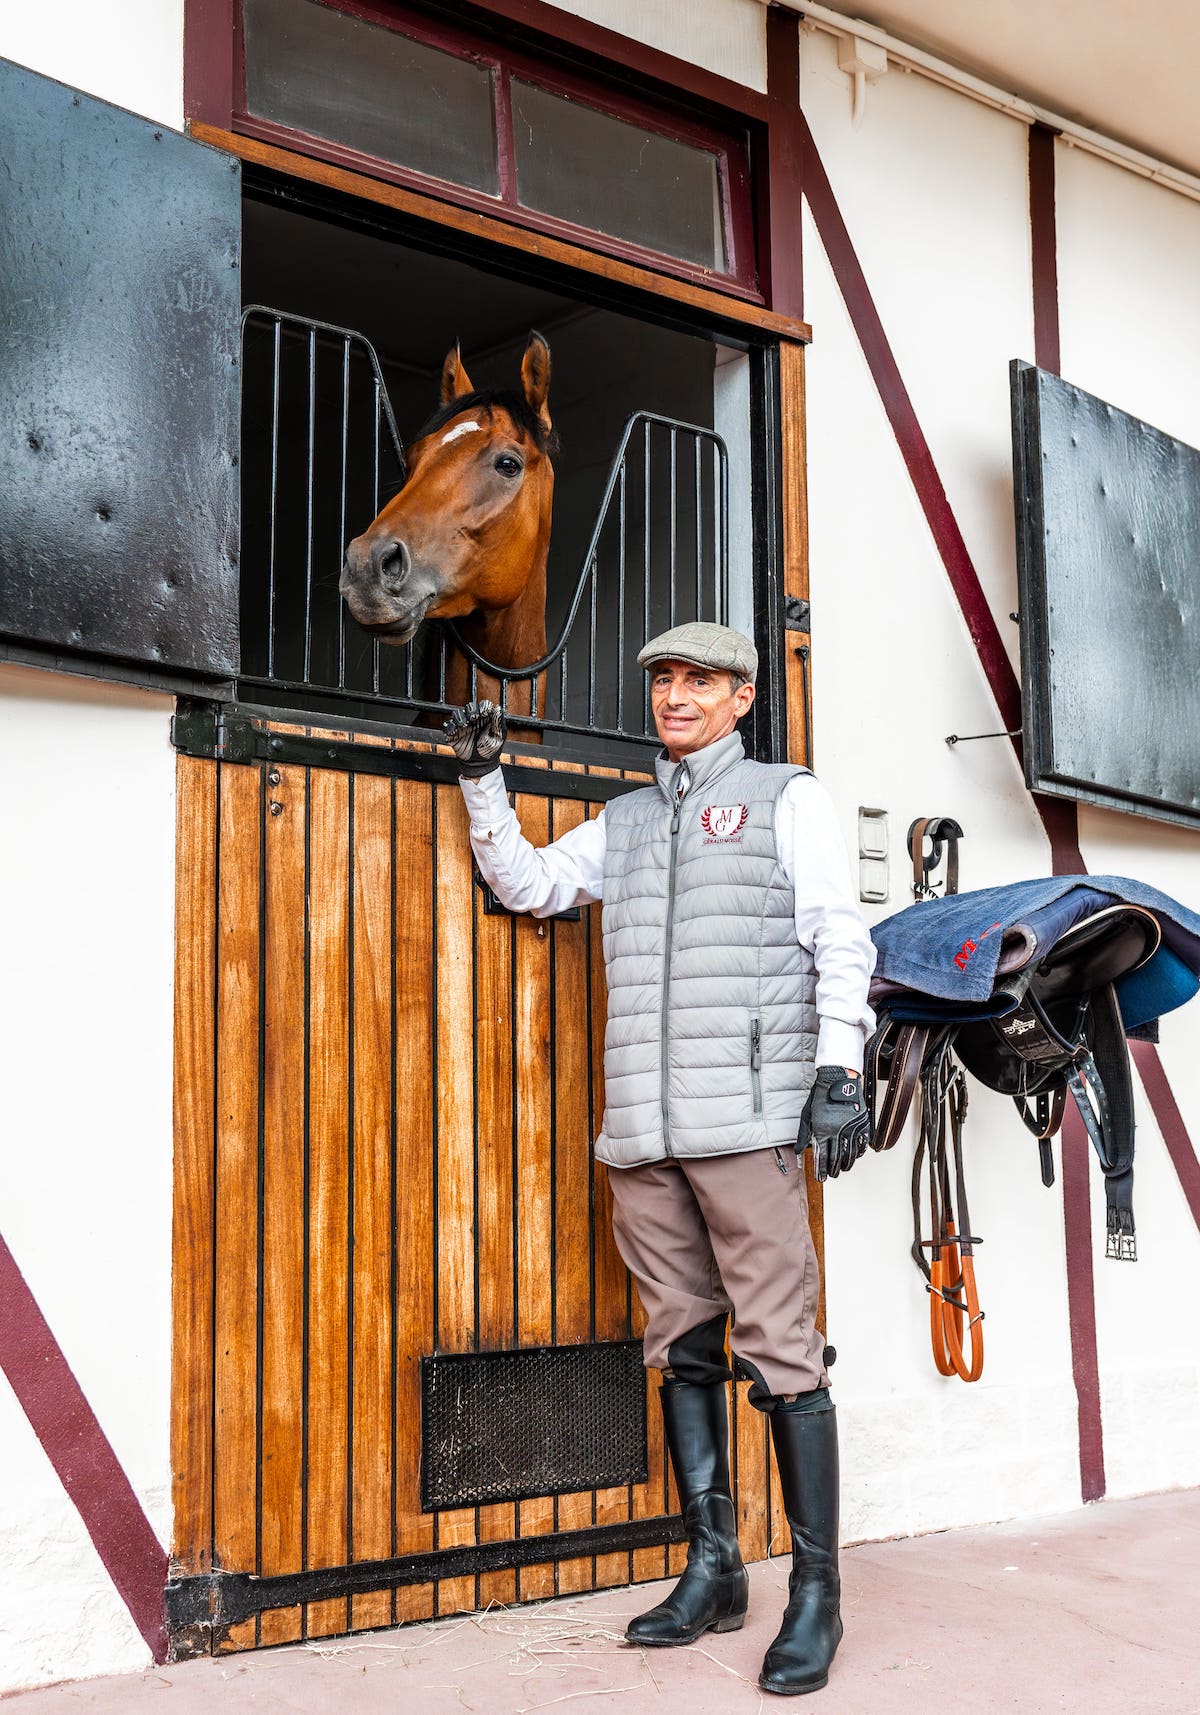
[{"xmin": 7, "ymin": 1489, "xmax": 1198, "ymax": 1714}]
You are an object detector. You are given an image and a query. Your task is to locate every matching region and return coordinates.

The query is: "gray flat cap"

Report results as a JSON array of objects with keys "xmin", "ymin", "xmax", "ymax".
[{"xmin": 637, "ymin": 622, "xmax": 758, "ymax": 684}]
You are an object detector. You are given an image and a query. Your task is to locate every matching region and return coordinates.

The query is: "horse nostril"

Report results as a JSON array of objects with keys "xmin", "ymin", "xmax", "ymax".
[{"xmin": 380, "ymin": 538, "xmax": 410, "ymax": 592}]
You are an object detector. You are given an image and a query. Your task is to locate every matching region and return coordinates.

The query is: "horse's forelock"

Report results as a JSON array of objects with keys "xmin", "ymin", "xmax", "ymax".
[{"xmin": 413, "ymin": 389, "xmax": 558, "ymax": 456}]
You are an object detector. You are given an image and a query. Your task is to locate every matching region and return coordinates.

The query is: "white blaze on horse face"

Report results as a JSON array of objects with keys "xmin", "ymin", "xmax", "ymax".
[{"xmin": 439, "ymin": 420, "xmax": 481, "ymax": 447}]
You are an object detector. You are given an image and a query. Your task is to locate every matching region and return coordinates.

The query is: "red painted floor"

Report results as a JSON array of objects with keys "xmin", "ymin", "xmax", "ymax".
[{"xmin": 8, "ymin": 1489, "xmax": 1198, "ymax": 1713}]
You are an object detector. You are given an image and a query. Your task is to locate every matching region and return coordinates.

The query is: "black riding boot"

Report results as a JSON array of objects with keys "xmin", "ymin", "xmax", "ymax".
[
  {"xmin": 759, "ymin": 1392, "xmax": 842, "ymax": 1695},
  {"xmin": 625, "ymin": 1379, "xmax": 749, "ymax": 1646}
]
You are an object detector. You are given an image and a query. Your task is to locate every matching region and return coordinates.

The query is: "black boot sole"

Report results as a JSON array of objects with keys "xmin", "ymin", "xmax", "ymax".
[
  {"xmin": 627, "ymin": 1609, "xmax": 747, "ymax": 1647},
  {"xmin": 758, "ymin": 1669, "xmax": 829, "ymax": 1695}
]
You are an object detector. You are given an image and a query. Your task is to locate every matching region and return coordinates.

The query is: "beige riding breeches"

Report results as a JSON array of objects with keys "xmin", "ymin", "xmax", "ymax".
[{"xmin": 607, "ymin": 1145, "xmax": 829, "ymax": 1400}]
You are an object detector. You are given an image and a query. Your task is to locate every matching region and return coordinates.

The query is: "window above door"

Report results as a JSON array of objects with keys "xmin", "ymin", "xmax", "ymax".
[{"xmin": 232, "ymin": 0, "xmax": 757, "ymax": 294}]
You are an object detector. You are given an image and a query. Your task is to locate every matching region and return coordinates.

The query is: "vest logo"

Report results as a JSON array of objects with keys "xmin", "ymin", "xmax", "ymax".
[{"xmin": 700, "ymin": 803, "xmax": 749, "ymax": 840}]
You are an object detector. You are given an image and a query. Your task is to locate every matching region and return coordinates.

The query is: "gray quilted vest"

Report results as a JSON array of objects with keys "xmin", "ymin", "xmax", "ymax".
[{"xmin": 597, "ymin": 731, "xmax": 818, "ymax": 1167}]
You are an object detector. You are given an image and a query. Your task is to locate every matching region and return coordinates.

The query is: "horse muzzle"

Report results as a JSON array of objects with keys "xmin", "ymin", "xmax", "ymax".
[{"xmin": 340, "ymin": 537, "xmax": 435, "ymax": 644}]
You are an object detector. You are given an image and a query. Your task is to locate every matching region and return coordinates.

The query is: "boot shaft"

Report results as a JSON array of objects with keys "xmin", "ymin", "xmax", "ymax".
[
  {"xmin": 659, "ymin": 1378, "xmax": 733, "ymax": 1509},
  {"xmin": 624, "ymin": 1380, "xmax": 748, "ymax": 1648},
  {"xmin": 758, "ymin": 1397, "xmax": 843, "ymax": 1695},
  {"xmin": 769, "ymin": 1395, "xmax": 840, "ymax": 1572}
]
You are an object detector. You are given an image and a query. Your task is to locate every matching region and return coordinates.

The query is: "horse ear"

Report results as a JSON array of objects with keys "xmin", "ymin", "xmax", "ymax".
[
  {"xmin": 521, "ymin": 331, "xmax": 552, "ymax": 435},
  {"xmin": 440, "ymin": 342, "xmax": 475, "ymax": 404}
]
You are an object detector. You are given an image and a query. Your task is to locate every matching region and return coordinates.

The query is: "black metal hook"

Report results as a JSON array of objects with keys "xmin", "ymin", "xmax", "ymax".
[{"xmin": 907, "ymin": 816, "xmax": 964, "ymax": 899}]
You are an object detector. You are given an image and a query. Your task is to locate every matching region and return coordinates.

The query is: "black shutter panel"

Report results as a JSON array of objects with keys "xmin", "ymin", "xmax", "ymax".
[{"xmin": 0, "ymin": 59, "xmax": 240, "ymax": 679}]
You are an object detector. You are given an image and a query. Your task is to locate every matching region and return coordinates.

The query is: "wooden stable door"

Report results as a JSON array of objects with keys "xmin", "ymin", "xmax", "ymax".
[{"xmin": 170, "ymin": 734, "xmax": 794, "ymax": 1652}]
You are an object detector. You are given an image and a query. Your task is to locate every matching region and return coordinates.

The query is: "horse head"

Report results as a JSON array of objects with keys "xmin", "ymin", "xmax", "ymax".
[{"xmin": 341, "ymin": 333, "xmax": 555, "ymax": 683}]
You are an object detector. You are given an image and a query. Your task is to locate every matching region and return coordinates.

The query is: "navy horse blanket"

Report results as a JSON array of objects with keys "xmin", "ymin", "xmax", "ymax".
[{"xmin": 870, "ymin": 874, "xmax": 1200, "ymax": 1029}]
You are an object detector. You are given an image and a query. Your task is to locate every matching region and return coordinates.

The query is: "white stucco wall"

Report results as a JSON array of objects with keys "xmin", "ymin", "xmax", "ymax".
[
  {"xmin": 797, "ymin": 22, "xmax": 1200, "ymax": 1540},
  {"xmin": 0, "ymin": 8, "xmax": 191, "ymax": 1679},
  {"xmin": 543, "ymin": 0, "xmax": 767, "ymax": 92},
  {"xmin": 0, "ymin": 0, "xmax": 184, "ymax": 128},
  {"xmin": 797, "ymin": 33, "xmax": 1078, "ymax": 1539},
  {"xmin": 0, "ymin": 666, "xmax": 177, "ymax": 1689}
]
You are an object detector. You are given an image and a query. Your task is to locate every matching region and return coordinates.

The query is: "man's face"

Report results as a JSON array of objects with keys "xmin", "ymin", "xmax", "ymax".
[{"xmin": 649, "ymin": 659, "xmax": 756, "ymax": 761}]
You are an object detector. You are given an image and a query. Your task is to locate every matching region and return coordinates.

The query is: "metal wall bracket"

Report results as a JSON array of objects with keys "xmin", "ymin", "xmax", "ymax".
[
  {"xmin": 784, "ymin": 595, "xmax": 811, "ymax": 631},
  {"xmin": 945, "ymin": 728, "xmax": 1022, "ymax": 747}
]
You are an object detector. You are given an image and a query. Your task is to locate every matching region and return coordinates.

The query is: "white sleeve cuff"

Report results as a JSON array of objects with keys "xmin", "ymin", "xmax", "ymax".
[
  {"xmin": 458, "ymin": 765, "xmax": 508, "ymax": 823},
  {"xmin": 816, "ymin": 1019, "xmax": 867, "ymax": 1073}
]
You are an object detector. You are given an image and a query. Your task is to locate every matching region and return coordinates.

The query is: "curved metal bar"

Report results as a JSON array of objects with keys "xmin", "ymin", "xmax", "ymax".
[
  {"xmin": 241, "ymin": 305, "xmax": 406, "ymax": 475},
  {"xmin": 446, "ymin": 410, "xmax": 729, "ymax": 682}
]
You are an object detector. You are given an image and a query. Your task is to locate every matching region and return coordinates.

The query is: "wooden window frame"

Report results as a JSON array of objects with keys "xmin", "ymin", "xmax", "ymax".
[{"xmin": 194, "ymin": 0, "xmax": 759, "ymax": 298}]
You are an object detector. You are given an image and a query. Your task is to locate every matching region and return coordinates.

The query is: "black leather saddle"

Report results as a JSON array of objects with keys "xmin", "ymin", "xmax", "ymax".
[{"xmin": 945, "ymin": 905, "xmax": 1160, "ymax": 1259}]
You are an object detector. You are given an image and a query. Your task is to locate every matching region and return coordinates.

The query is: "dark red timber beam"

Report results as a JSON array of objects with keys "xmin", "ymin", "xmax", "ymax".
[
  {"xmin": 1026, "ymin": 125, "xmax": 1086, "ymax": 874},
  {"xmin": 1130, "ymin": 1042, "xmax": 1200, "ymax": 1228},
  {"xmin": 1025, "ymin": 123, "xmax": 1105, "ymax": 1501},
  {"xmin": 0, "ymin": 1233, "xmax": 169, "ymax": 1661},
  {"xmin": 1029, "ymin": 124, "xmax": 1062, "ymax": 377}
]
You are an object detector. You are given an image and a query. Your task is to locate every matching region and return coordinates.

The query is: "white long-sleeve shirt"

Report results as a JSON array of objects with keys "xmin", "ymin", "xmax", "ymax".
[{"xmin": 460, "ymin": 763, "xmax": 877, "ymax": 1070}]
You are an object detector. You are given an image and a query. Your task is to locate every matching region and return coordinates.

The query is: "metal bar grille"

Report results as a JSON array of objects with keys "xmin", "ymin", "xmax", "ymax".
[{"xmin": 238, "ymin": 308, "xmax": 730, "ymax": 745}]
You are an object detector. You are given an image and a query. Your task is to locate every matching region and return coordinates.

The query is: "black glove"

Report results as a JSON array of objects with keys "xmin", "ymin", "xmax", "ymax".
[
  {"xmin": 444, "ymin": 700, "xmax": 507, "ymax": 778},
  {"xmin": 798, "ymin": 1065, "xmax": 872, "ymax": 1182}
]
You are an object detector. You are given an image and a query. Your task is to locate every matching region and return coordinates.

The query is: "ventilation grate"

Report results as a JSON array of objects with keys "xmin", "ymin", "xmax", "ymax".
[{"xmin": 421, "ymin": 1341, "xmax": 647, "ymax": 1510}]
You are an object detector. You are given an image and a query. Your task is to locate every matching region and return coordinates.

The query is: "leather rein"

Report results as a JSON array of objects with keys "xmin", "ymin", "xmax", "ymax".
[{"xmin": 863, "ymin": 1019, "xmax": 984, "ymax": 1382}]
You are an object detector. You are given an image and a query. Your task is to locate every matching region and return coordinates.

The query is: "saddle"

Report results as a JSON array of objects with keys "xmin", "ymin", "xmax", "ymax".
[{"xmin": 865, "ymin": 897, "xmax": 1164, "ymax": 1383}]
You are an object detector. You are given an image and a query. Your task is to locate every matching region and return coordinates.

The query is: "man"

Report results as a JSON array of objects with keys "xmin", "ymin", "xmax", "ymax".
[{"xmin": 446, "ymin": 623, "xmax": 875, "ymax": 1697}]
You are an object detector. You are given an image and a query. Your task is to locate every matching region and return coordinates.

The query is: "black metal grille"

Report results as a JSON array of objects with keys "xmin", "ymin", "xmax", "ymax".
[
  {"xmin": 238, "ymin": 306, "xmax": 405, "ymax": 697},
  {"xmin": 238, "ymin": 307, "xmax": 729, "ymax": 746},
  {"xmin": 421, "ymin": 1341, "xmax": 647, "ymax": 1510}
]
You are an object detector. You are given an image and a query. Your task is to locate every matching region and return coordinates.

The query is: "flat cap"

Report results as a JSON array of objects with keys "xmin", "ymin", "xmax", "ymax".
[{"xmin": 637, "ymin": 622, "xmax": 758, "ymax": 684}]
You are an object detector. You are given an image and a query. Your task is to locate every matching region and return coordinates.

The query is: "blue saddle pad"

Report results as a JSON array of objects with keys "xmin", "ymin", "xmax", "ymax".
[{"xmin": 1116, "ymin": 947, "xmax": 1200, "ymax": 1031}]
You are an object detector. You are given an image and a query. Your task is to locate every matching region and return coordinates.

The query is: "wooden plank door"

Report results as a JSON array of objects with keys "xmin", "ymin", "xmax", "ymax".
[{"xmin": 171, "ymin": 739, "xmax": 705, "ymax": 1652}]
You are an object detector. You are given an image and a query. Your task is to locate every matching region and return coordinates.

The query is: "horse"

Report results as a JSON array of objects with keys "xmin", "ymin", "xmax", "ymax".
[{"xmin": 340, "ymin": 331, "xmax": 555, "ymax": 723}]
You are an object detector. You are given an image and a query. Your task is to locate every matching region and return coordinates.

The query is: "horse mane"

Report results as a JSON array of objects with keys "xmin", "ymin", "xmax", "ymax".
[{"xmin": 414, "ymin": 388, "xmax": 560, "ymax": 456}]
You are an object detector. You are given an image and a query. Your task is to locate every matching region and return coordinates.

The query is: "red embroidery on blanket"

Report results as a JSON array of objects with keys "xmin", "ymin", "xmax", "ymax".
[{"xmin": 953, "ymin": 923, "xmax": 1002, "ymax": 972}]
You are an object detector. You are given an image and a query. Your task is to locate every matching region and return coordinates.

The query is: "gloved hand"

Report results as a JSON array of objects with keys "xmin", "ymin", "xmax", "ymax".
[
  {"xmin": 798, "ymin": 1066, "xmax": 871, "ymax": 1182},
  {"xmin": 444, "ymin": 700, "xmax": 507, "ymax": 779}
]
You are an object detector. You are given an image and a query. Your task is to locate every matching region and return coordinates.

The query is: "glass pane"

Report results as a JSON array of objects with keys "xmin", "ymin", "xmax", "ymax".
[
  {"xmin": 511, "ymin": 80, "xmax": 727, "ymax": 271},
  {"xmin": 244, "ymin": 0, "xmax": 498, "ymax": 195}
]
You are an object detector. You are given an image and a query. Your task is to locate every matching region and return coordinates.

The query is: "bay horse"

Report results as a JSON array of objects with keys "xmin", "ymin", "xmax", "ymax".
[{"xmin": 340, "ymin": 331, "xmax": 554, "ymax": 722}]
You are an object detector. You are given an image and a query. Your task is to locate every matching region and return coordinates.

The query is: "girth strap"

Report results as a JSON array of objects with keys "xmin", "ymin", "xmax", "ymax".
[
  {"xmin": 1000, "ymin": 982, "xmax": 1136, "ymax": 1259},
  {"xmin": 1075, "ymin": 984, "xmax": 1137, "ymax": 1260}
]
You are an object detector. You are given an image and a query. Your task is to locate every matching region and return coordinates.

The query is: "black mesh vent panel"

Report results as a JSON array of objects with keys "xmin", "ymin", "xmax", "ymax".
[{"xmin": 421, "ymin": 1341, "xmax": 647, "ymax": 1510}]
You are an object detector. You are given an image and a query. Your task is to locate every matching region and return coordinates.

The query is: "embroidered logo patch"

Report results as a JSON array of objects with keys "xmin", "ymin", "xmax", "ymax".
[{"xmin": 700, "ymin": 803, "xmax": 748, "ymax": 839}]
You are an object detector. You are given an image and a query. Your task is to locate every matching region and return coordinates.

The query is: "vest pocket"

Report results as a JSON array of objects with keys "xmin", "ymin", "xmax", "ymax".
[{"xmin": 750, "ymin": 1015, "xmax": 763, "ymax": 1115}]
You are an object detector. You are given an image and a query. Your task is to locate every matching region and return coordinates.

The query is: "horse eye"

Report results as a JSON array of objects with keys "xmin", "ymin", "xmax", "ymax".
[{"xmin": 494, "ymin": 455, "xmax": 523, "ymax": 478}]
